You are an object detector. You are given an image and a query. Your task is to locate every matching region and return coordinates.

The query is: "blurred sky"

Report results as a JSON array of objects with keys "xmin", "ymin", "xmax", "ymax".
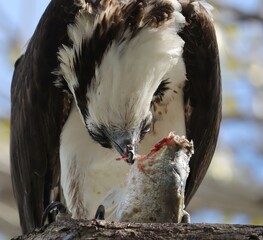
[
  {"xmin": 0, "ymin": 1, "xmax": 49, "ymax": 117},
  {"xmin": 0, "ymin": 0, "xmax": 263, "ymax": 237}
]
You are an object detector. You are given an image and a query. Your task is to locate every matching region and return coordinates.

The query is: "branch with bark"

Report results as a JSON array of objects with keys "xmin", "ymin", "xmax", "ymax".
[{"xmin": 13, "ymin": 218, "xmax": 263, "ymax": 240}]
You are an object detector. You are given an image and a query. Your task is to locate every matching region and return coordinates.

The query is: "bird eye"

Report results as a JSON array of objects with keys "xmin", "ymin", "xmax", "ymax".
[
  {"xmin": 142, "ymin": 125, "xmax": 151, "ymax": 134},
  {"xmin": 140, "ymin": 121, "xmax": 151, "ymax": 140}
]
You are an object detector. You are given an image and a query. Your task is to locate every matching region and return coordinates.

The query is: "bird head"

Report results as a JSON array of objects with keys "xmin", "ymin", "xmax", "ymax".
[{"xmin": 55, "ymin": 0, "xmax": 185, "ymax": 163}]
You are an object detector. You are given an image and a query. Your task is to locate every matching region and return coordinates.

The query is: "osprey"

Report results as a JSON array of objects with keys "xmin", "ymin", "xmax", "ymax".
[{"xmin": 10, "ymin": 0, "xmax": 221, "ymax": 234}]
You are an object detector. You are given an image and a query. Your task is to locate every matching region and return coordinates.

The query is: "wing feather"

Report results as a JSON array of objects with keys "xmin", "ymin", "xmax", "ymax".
[
  {"xmin": 179, "ymin": 0, "xmax": 222, "ymax": 206},
  {"xmin": 10, "ymin": 0, "xmax": 81, "ymax": 233}
]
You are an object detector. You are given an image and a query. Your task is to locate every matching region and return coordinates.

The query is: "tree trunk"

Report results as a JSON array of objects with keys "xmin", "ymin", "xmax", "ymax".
[{"xmin": 13, "ymin": 218, "xmax": 263, "ymax": 240}]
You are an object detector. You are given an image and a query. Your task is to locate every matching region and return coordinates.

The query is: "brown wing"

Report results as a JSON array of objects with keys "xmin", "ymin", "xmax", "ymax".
[
  {"xmin": 10, "ymin": 0, "xmax": 82, "ymax": 233},
  {"xmin": 178, "ymin": 1, "xmax": 222, "ymax": 206}
]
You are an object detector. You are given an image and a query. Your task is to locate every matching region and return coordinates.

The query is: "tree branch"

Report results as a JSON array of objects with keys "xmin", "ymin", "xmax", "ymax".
[{"xmin": 13, "ymin": 218, "xmax": 263, "ymax": 240}]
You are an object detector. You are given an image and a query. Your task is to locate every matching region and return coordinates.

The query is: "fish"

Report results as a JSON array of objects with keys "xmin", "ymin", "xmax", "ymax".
[{"xmin": 108, "ymin": 132, "xmax": 194, "ymax": 223}]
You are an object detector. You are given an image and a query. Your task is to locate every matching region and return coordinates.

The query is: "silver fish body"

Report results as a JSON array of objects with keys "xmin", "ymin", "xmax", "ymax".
[{"xmin": 112, "ymin": 132, "xmax": 194, "ymax": 223}]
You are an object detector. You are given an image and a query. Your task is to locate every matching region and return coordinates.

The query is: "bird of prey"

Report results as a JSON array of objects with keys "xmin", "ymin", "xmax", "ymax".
[{"xmin": 10, "ymin": 0, "xmax": 221, "ymax": 234}]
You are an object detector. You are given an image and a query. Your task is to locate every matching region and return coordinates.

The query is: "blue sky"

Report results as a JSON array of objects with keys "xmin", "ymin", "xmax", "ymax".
[
  {"xmin": 221, "ymin": 0, "xmax": 261, "ymax": 13},
  {"xmin": 0, "ymin": 1, "xmax": 49, "ymax": 117}
]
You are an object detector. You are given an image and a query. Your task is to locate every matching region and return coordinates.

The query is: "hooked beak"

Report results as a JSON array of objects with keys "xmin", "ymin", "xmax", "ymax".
[{"xmin": 111, "ymin": 132, "xmax": 137, "ymax": 164}]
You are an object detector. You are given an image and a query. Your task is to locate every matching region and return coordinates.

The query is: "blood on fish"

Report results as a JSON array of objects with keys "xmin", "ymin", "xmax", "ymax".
[
  {"xmin": 146, "ymin": 136, "xmax": 174, "ymax": 157},
  {"xmin": 137, "ymin": 162, "xmax": 145, "ymax": 173}
]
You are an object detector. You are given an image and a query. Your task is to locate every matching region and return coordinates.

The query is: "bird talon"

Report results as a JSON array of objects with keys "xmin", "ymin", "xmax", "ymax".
[
  {"xmin": 41, "ymin": 201, "xmax": 68, "ymax": 226},
  {"xmin": 181, "ymin": 210, "xmax": 191, "ymax": 223},
  {"xmin": 94, "ymin": 204, "xmax": 105, "ymax": 220}
]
